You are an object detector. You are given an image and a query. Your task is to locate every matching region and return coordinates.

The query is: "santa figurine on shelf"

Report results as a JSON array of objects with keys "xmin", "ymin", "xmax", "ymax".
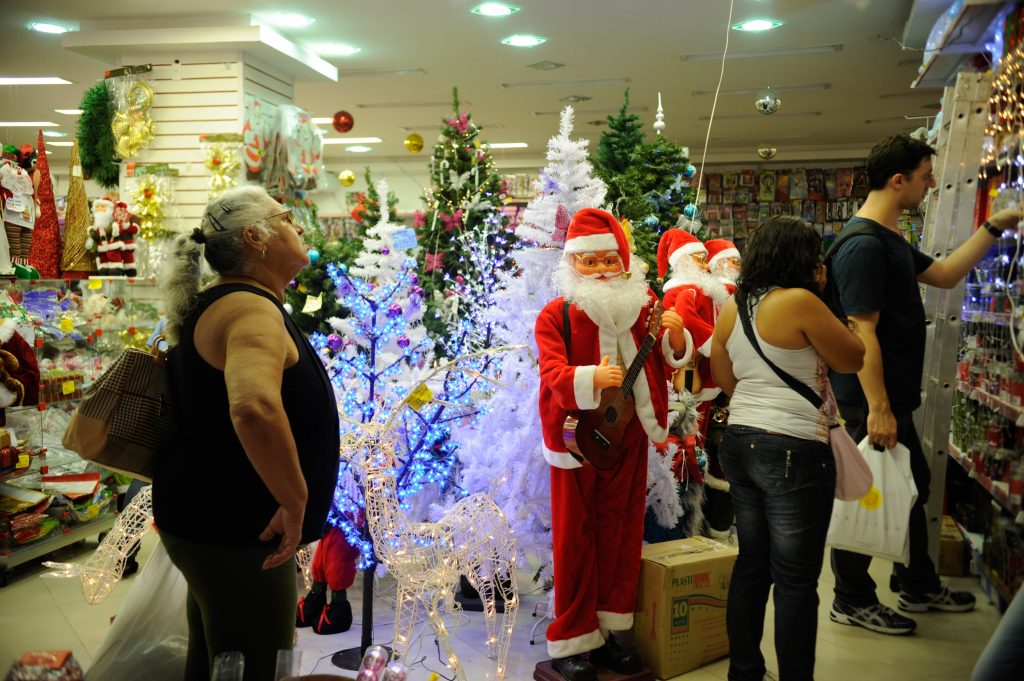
[
  {"xmin": 110, "ymin": 201, "xmax": 139, "ymax": 277},
  {"xmin": 87, "ymin": 199, "xmax": 139, "ymax": 277},
  {"xmin": 658, "ymin": 228, "xmax": 735, "ymax": 538},
  {"xmin": 705, "ymin": 238, "xmax": 741, "ymax": 294},
  {"xmin": 535, "ymin": 208, "xmax": 691, "ymax": 681}
]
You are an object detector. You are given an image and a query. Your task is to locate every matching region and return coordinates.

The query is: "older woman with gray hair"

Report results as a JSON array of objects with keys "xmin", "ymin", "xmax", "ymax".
[{"xmin": 152, "ymin": 185, "xmax": 339, "ymax": 681}]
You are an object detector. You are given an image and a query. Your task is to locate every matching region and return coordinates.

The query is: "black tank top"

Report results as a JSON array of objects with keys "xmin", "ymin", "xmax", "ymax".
[{"xmin": 153, "ymin": 283, "xmax": 339, "ymax": 546}]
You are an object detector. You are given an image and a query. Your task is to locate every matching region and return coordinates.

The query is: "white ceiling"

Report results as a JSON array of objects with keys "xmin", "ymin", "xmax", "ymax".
[{"xmin": 0, "ymin": 0, "xmax": 947, "ymax": 167}]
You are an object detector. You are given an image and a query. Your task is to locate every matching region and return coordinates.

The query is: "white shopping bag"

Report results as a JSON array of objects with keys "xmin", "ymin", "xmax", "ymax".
[{"xmin": 826, "ymin": 438, "xmax": 918, "ymax": 565}]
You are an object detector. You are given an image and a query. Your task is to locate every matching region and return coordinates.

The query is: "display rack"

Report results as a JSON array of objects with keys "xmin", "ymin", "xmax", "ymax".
[{"xmin": 912, "ymin": 0, "xmax": 1007, "ymax": 89}]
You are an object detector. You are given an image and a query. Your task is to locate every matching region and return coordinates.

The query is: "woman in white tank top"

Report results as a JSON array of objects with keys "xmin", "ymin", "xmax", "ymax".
[{"xmin": 709, "ymin": 216, "xmax": 864, "ymax": 681}]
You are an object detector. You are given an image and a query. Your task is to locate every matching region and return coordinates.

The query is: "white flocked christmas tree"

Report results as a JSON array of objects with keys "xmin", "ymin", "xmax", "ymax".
[{"xmin": 455, "ymin": 106, "xmax": 608, "ymax": 583}]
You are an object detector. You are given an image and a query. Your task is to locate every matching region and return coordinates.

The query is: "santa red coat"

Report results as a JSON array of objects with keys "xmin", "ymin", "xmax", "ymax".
[
  {"xmin": 663, "ymin": 282, "xmax": 720, "ymax": 404},
  {"xmin": 535, "ymin": 291, "xmax": 692, "ymax": 469}
]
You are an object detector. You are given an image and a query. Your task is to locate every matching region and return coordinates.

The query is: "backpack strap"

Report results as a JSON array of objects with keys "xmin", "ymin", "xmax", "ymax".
[
  {"xmin": 562, "ymin": 299, "xmax": 571, "ymax": 357},
  {"xmin": 736, "ymin": 295, "xmax": 824, "ymax": 410},
  {"xmin": 823, "ymin": 221, "xmax": 888, "ymax": 319}
]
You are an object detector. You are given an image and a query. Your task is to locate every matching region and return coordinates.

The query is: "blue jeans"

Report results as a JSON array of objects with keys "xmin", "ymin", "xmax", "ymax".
[{"xmin": 719, "ymin": 425, "xmax": 836, "ymax": 681}]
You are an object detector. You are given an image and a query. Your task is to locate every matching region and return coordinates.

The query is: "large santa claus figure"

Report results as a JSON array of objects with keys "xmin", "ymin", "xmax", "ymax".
[{"xmin": 535, "ymin": 208, "xmax": 691, "ymax": 681}]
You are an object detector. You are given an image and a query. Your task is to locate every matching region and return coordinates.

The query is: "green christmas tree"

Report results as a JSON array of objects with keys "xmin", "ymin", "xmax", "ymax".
[
  {"xmin": 285, "ymin": 170, "xmax": 399, "ymax": 334},
  {"xmin": 417, "ymin": 86, "xmax": 515, "ymax": 341},
  {"xmin": 594, "ymin": 88, "xmax": 645, "ymax": 212}
]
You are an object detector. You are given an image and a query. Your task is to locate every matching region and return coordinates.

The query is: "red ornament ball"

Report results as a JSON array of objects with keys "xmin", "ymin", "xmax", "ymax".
[{"xmin": 332, "ymin": 110, "xmax": 354, "ymax": 133}]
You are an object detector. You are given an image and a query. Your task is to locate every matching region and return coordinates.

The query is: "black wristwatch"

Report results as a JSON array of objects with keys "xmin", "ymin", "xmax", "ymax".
[{"xmin": 983, "ymin": 220, "xmax": 1003, "ymax": 238}]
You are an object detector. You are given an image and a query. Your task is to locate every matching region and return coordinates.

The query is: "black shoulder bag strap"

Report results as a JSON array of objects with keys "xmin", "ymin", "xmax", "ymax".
[
  {"xmin": 737, "ymin": 296, "xmax": 824, "ymax": 410},
  {"xmin": 562, "ymin": 299, "xmax": 571, "ymax": 357}
]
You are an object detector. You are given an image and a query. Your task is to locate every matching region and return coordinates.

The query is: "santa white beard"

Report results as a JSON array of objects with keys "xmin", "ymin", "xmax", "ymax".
[
  {"xmin": 666, "ymin": 258, "xmax": 732, "ymax": 308},
  {"xmin": 552, "ymin": 257, "xmax": 651, "ymax": 333}
]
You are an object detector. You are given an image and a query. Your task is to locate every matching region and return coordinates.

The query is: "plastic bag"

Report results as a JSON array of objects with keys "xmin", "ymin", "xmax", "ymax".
[
  {"xmin": 85, "ymin": 540, "xmax": 188, "ymax": 681},
  {"xmin": 826, "ymin": 438, "xmax": 918, "ymax": 565},
  {"xmin": 831, "ymin": 425, "xmax": 873, "ymax": 501}
]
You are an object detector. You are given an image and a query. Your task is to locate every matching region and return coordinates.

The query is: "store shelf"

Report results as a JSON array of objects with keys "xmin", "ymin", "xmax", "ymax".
[
  {"xmin": 0, "ymin": 511, "xmax": 116, "ymax": 585},
  {"xmin": 960, "ymin": 309, "xmax": 1012, "ymax": 326},
  {"xmin": 954, "ymin": 519, "xmax": 1016, "ymax": 608},
  {"xmin": 957, "ymin": 380, "xmax": 1024, "ymax": 426},
  {"xmin": 948, "ymin": 441, "xmax": 1022, "ymax": 517},
  {"xmin": 912, "ymin": 0, "xmax": 1006, "ymax": 89}
]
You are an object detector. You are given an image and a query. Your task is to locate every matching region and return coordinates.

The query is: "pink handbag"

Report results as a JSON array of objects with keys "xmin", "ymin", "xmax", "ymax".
[{"xmin": 829, "ymin": 424, "xmax": 874, "ymax": 501}]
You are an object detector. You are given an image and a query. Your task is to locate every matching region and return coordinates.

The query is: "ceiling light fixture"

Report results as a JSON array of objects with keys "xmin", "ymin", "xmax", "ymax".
[
  {"xmin": 527, "ymin": 61, "xmax": 564, "ymax": 71},
  {"xmin": 0, "ymin": 77, "xmax": 72, "ymax": 85},
  {"xmin": 502, "ymin": 35, "xmax": 546, "ymax": 47},
  {"xmin": 346, "ymin": 145, "xmax": 373, "ymax": 153},
  {"xmin": 471, "ymin": 3, "xmax": 520, "ymax": 17},
  {"xmin": 46, "ymin": 141, "xmax": 73, "ymax": 147},
  {"xmin": 698, "ymin": 111, "xmax": 821, "ymax": 121},
  {"xmin": 534, "ymin": 106, "xmax": 648, "ymax": 116},
  {"xmin": 54, "ymin": 108, "xmax": 83, "ymax": 115},
  {"xmin": 321, "ymin": 137, "xmax": 383, "ymax": 145},
  {"xmin": 42, "ymin": 130, "xmax": 67, "ymax": 137},
  {"xmin": 560, "ymin": 95, "xmax": 592, "ymax": 103},
  {"xmin": 357, "ymin": 100, "xmax": 465, "ymax": 109},
  {"xmin": 340, "ymin": 67, "xmax": 426, "ymax": 78},
  {"xmin": 502, "ymin": 77, "xmax": 629, "ymax": 89},
  {"xmin": 0, "ymin": 121, "xmax": 59, "ymax": 127},
  {"xmin": 682, "ymin": 44, "xmax": 843, "ymax": 62},
  {"xmin": 264, "ymin": 12, "xmax": 315, "ymax": 28},
  {"xmin": 28, "ymin": 22, "xmax": 71, "ymax": 34},
  {"xmin": 692, "ymin": 83, "xmax": 830, "ymax": 96},
  {"xmin": 731, "ymin": 19, "xmax": 783, "ymax": 32},
  {"xmin": 485, "ymin": 142, "xmax": 528, "ymax": 149},
  {"xmin": 311, "ymin": 43, "xmax": 361, "ymax": 57}
]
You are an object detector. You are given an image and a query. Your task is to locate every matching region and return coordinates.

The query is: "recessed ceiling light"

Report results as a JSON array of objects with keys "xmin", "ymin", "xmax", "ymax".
[
  {"xmin": 502, "ymin": 77, "xmax": 629, "ymax": 89},
  {"xmin": 731, "ymin": 19, "xmax": 783, "ymax": 32},
  {"xmin": 485, "ymin": 142, "xmax": 528, "ymax": 149},
  {"xmin": 502, "ymin": 35, "xmax": 546, "ymax": 48},
  {"xmin": 0, "ymin": 77, "xmax": 72, "ymax": 85},
  {"xmin": 471, "ymin": 3, "xmax": 520, "ymax": 17},
  {"xmin": 310, "ymin": 43, "xmax": 361, "ymax": 57},
  {"xmin": 28, "ymin": 22, "xmax": 71, "ymax": 34},
  {"xmin": 527, "ymin": 61, "xmax": 564, "ymax": 71},
  {"xmin": 560, "ymin": 95, "xmax": 592, "ymax": 103},
  {"xmin": 346, "ymin": 145, "xmax": 373, "ymax": 153},
  {"xmin": 321, "ymin": 137, "xmax": 383, "ymax": 145},
  {"xmin": 264, "ymin": 12, "xmax": 315, "ymax": 28},
  {"xmin": 47, "ymin": 141, "xmax": 73, "ymax": 147},
  {"xmin": 54, "ymin": 108, "xmax": 83, "ymax": 115},
  {"xmin": 0, "ymin": 121, "xmax": 59, "ymax": 127},
  {"xmin": 42, "ymin": 130, "xmax": 68, "ymax": 137}
]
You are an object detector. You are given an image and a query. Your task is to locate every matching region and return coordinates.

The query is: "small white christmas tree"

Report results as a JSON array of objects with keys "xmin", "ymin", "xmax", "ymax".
[
  {"xmin": 350, "ymin": 179, "xmax": 410, "ymax": 281},
  {"xmin": 517, "ymin": 106, "xmax": 607, "ymax": 246}
]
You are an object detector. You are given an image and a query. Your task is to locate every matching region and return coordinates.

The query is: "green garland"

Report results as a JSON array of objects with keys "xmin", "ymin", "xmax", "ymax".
[{"xmin": 77, "ymin": 81, "xmax": 119, "ymax": 189}]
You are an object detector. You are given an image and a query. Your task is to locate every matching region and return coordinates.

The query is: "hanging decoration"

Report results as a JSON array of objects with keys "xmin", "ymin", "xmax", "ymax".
[
  {"xmin": 757, "ymin": 141, "xmax": 778, "ymax": 160},
  {"xmin": 339, "ymin": 169, "xmax": 356, "ymax": 187},
  {"xmin": 403, "ymin": 133, "xmax": 424, "ymax": 154},
  {"xmin": 77, "ymin": 81, "xmax": 120, "ymax": 189},
  {"xmin": 110, "ymin": 75, "xmax": 156, "ymax": 159},
  {"xmin": 199, "ymin": 133, "xmax": 243, "ymax": 199},
  {"xmin": 332, "ymin": 110, "xmax": 355, "ymax": 133},
  {"xmin": 60, "ymin": 140, "xmax": 96, "ymax": 274},
  {"xmin": 754, "ymin": 86, "xmax": 781, "ymax": 115},
  {"xmin": 129, "ymin": 165, "xmax": 177, "ymax": 241},
  {"xmin": 243, "ymin": 96, "xmax": 274, "ymax": 177}
]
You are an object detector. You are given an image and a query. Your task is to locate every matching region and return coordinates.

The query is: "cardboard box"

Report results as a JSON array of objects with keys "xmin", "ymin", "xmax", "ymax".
[
  {"xmin": 633, "ymin": 537, "xmax": 738, "ymax": 679},
  {"xmin": 939, "ymin": 515, "xmax": 967, "ymax": 577}
]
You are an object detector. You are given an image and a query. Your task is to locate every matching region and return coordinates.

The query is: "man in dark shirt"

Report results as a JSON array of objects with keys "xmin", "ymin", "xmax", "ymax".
[{"xmin": 828, "ymin": 134, "xmax": 1021, "ymax": 636}]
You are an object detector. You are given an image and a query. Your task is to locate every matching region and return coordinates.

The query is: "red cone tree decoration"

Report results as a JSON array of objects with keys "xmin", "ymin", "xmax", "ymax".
[{"xmin": 28, "ymin": 130, "xmax": 63, "ymax": 278}]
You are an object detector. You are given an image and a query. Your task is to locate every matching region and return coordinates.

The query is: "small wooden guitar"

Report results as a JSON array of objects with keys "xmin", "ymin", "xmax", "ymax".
[{"xmin": 563, "ymin": 302, "xmax": 664, "ymax": 469}]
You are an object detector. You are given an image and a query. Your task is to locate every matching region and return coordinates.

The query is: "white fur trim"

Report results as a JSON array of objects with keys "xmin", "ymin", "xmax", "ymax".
[
  {"xmin": 564, "ymin": 233, "xmax": 618, "ymax": 254},
  {"xmin": 668, "ymin": 242, "xmax": 708, "ymax": 273},
  {"xmin": 547, "ymin": 628, "xmax": 604, "ymax": 659},
  {"xmin": 573, "ymin": 365, "xmax": 601, "ymax": 410},
  {"xmin": 708, "ymin": 247, "xmax": 740, "ymax": 269},
  {"xmin": 121, "ymin": 242, "xmax": 137, "ymax": 251},
  {"xmin": 97, "ymin": 242, "xmax": 123, "ymax": 252},
  {"xmin": 0, "ymin": 318, "xmax": 18, "ymax": 344},
  {"xmin": 698, "ymin": 334, "xmax": 712, "ymax": 358},
  {"xmin": 0, "ymin": 383, "xmax": 15, "ymax": 408},
  {"xmin": 661, "ymin": 275, "xmax": 691, "ymax": 293},
  {"xmin": 544, "ymin": 444, "xmax": 583, "ymax": 470},
  {"xmin": 662, "ymin": 328, "xmax": 693, "ymax": 368},
  {"xmin": 597, "ymin": 610, "xmax": 634, "ymax": 631}
]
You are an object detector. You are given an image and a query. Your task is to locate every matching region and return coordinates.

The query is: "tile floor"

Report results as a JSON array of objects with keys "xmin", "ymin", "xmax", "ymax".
[{"xmin": 0, "ymin": 532, "xmax": 1002, "ymax": 680}]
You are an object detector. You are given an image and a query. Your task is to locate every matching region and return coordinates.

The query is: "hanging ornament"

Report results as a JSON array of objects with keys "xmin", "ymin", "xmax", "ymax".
[
  {"xmin": 683, "ymin": 164, "xmax": 697, "ymax": 179},
  {"xmin": 307, "ymin": 248, "xmax": 321, "ymax": 263},
  {"xmin": 386, "ymin": 303, "xmax": 403, "ymax": 319},
  {"xmin": 326, "ymin": 333, "xmax": 343, "ymax": 352},
  {"xmin": 757, "ymin": 141, "xmax": 778, "ymax": 160},
  {"xmin": 111, "ymin": 80, "xmax": 156, "ymax": 159},
  {"xmin": 683, "ymin": 203, "xmax": 699, "ymax": 219},
  {"xmin": 332, "ymin": 110, "xmax": 354, "ymax": 133},
  {"xmin": 339, "ymin": 169, "xmax": 356, "ymax": 187},
  {"xmin": 754, "ymin": 87, "xmax": 781, "ymax": 115},
  {"xmin": 200, "ymin": 133, "xmax": 243, "ymax": 199},
  {"xmin": 404, "ymin": 133, "xmax": 424, "ymax": 154},
  {"xmin": 644, "ymin": 214, "xmax": 660, "ymax": 228},
  {"xmin": 130, "ymin": 172, "xmax": 169, "ymax": 241}
]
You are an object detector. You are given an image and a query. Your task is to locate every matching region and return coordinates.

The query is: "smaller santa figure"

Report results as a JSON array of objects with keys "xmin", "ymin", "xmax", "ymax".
[
  {"xmin": 705, "ymin": 238, "xmax": 740, "ymax": 293},
  {"xmin": 296, "ymin": 525, "xmax": 359, "ymax": 634},
  {"xmin": 86, "ymin": 199, "xmax": 119, "ymax": 274},
  {"xmin": 110, "ymin": 201, "xmax": 139, "ymax": 277}
]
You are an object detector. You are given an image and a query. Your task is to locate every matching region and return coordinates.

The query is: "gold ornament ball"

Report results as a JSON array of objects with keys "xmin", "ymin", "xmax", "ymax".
[
  {"xmin": 404, "ymin": 133, "xmax": 424, "ymax": 154},
  {"xmin": 338, "ymin": 169, "xmax": 356, "ymax": 187}
]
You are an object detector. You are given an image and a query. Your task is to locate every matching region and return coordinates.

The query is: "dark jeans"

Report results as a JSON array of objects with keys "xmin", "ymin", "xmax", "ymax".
[
  {"xmin": 719, "ymin": 425, "xmax": 836, "ymax": 681},
  {"xmin": 830, "ymin": 402, "xmax": 942, "ymax": 606}
]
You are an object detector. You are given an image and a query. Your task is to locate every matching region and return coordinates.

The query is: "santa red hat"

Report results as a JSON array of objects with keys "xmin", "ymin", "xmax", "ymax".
[
  {"xmin": 706, "ymin": 238, "xmax": 740, "ymax": 270},
  {"xmin": 657, "ymin": 228, "xmax": 707, "ymax": 279},
  {"xmin": 563, "ymin": 208, "xmax": 631, "ymax": 273}
]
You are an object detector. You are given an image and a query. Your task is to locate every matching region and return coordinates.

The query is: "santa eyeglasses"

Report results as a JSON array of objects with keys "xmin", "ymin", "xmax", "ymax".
[{"xmin": 573, "ymin": 253, "xmax": 622, "ymax": 269}]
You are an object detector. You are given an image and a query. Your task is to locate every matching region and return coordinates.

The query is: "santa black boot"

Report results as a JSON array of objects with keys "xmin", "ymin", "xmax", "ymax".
[
  {"xmin": 296, "ymin": 581, "xmax": 327, "ymax": 628},
  {"xmin": 313, "ymin": 588, "xmax": 353, "ymax": 635}
]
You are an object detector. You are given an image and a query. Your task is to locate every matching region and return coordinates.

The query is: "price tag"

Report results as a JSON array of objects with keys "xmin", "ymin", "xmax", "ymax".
[
  {"xmin": 87, "ymin": 279, "xmax": 103, "ymax": 290},
  {"xmin": 59, "ymin": 317, "xmax": 74, "ymax": 333},
  {"xmin": 301, "ymin": 294, "xmax": 323, "ymax": 314},
  {"xmin": 72, "ymin": 165, "xmax": 83, "ymax": 178},
  {"xmin": 391, "ymin": 229, "xmax": 419, "ymax": 251},
  {"xmin": 62, "ymin": 380, "xmax": 76, "ymax": 395},
  {"xmin": 17, "ymin": 454, "xmax": 29, "ymax": 469},
  {"xmin": 405, "ymin": 383, "xmax": 434, "ymax": 411}
]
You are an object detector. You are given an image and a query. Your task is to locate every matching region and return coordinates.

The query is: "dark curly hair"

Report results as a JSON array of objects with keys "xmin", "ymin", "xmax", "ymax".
[{"xmin": 735, "ymin": 215, "xmax": 822, "ymax": 313}]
